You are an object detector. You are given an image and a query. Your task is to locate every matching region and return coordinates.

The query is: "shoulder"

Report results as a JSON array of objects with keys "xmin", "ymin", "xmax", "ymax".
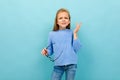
[
  {"xmin": 49, "ymin": 31, "xmax": 57, "ymax": 35},
  {"xmin": 67, "ymin": 29, "xmax": 73, "ymax": 32},
  {"xmin": 66, "ymin": 29, "xmax": 73, "ymax": 34},
  {"xmin": 48, "ymin": 31, "xmax": 58, "ymax": 37}
]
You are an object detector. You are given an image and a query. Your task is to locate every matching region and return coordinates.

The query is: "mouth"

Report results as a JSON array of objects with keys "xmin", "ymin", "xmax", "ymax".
[{"xmin": 61, "ymin": 23, "xmax": 66, "ymax": 25}]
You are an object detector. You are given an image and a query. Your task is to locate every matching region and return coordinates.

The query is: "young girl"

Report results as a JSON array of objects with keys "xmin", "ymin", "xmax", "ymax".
[{"xmin": 41, "ymin": 8, "xmax": 82, "ymax": 80}]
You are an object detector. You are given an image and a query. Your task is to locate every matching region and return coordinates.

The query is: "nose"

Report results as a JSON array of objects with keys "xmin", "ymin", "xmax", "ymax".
[{"xmin": 61, "ymin": 18, "xmax": 66, "ymax": 22}]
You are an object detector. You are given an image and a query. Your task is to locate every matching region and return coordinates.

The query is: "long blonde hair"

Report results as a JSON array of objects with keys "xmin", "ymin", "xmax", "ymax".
[{"xmin": 53, "ymin": 8, "xmax": 71, "ymax": 31}]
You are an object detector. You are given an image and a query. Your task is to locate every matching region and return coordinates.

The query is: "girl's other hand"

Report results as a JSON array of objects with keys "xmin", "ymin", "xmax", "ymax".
[
  {"xmin": 74, "ymin": 22, "xmax": 82, "ymax": 34},
  {"xmin": 41, "ymin": 48, "xmax": 48, "ymax": 56}
]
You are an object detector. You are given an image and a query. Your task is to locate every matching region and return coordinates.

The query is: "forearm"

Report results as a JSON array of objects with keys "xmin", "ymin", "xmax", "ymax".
[
  {"xmin": 74, "ymin": 33, "xmax": 78, "ymax": 40},
  {"xmin": 73, "ymin": 38, "xmax": 82, "ymax": 53}
]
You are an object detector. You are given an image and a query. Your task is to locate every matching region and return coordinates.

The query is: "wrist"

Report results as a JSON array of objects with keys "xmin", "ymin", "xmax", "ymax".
[{"xmin": 74, "ymin": 33, "xmax": 78, "ymax": 40}]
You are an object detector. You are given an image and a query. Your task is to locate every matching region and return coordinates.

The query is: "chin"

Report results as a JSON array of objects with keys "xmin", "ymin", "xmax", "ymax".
[{"xmin": 61, "ymin": 25, "xmax": 67, "ymax": 28}]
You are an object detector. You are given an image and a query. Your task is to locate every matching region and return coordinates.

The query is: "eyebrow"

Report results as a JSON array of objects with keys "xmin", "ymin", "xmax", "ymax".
[{"xmin": 58, "ymin": 16, "xmax": 69, "ymax": 19}]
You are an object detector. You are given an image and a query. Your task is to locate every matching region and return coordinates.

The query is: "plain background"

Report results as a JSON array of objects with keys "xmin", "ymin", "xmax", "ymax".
[{"xmin": 0, "ymin": 0, "xmax": 120, "ymax": 80}]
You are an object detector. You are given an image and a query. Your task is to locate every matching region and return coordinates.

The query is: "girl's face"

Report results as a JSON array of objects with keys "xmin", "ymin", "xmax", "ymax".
[{"xmin": 57, "ymin": 12, "xmax": 70, "ymax": 30}]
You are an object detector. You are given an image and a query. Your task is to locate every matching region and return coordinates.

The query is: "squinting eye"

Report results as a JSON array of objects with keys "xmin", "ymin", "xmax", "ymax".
[
  {"xmin": 58, "ymin": 17, "xmax": 62, "ymax": 19},
  {"xmin": 65, "ymin": 17, "xmax": 69, "ymax": 19}
]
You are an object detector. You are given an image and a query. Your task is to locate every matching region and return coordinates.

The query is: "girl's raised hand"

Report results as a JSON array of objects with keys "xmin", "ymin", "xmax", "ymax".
[{"xmin": 74, "ymin": 22, "xmax": 82, "ymax": 34}]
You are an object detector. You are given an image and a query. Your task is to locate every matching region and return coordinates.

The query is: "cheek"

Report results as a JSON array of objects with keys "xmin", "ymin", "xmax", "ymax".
[
  {"xmin": 67, "ymin": 20, "xmax": 70, "ymax": 24},
  {"xmin": 57, "ymin": 20, "xmax": 60, "ymax": 24}
]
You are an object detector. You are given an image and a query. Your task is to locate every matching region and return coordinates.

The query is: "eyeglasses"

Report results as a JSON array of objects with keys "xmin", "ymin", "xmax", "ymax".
[
  {"xmin": 45, "ymin": 55, "xmax": 54, "ymax": 62},
  {"xmin": 45, "ymin": 43, "xmax": 63, "ymax": 62}
]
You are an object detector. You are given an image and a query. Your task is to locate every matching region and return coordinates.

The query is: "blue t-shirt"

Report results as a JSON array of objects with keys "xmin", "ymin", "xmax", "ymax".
[{"xmin": 47, "ymin": 29, "xmax": 82, "ymax": 66}]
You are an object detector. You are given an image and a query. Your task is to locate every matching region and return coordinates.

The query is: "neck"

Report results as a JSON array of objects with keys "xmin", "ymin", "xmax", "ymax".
[{"xmin": 59, "ymin": 27, "xmax": 66, "ymax": 30}]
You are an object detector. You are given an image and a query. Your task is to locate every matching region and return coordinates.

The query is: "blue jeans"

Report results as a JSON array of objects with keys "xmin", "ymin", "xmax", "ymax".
[{"xmin": 51, "ymin": 64, "xmax": 77, "ymax": 80}]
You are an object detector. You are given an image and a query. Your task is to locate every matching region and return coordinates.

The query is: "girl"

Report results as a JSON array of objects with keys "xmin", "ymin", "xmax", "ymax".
[{"xmin": 41, "ymin": 8, "xmax": 82, "ymax": 80}]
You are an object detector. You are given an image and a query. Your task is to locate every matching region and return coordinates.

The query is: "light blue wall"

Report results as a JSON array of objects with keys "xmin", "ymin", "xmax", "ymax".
[{"xmin": 0, "ymin": 0, "xmax": 120, "ymax": 80}]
